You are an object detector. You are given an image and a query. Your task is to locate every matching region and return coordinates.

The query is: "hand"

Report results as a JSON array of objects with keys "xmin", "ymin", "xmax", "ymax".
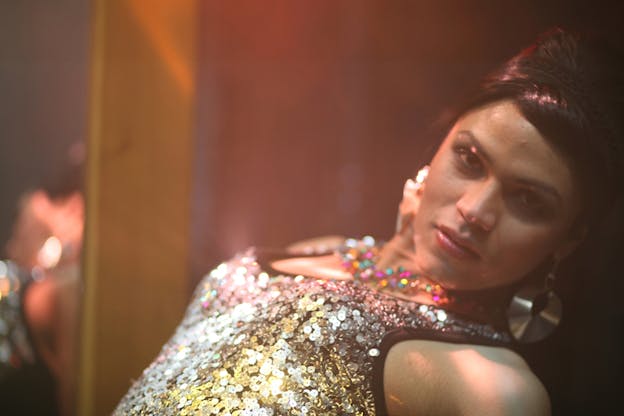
[
  {"xmin": 378, "ymin": 167, "xmax": 429, "ymax": 270},
  {"xmin": 395, "ymin": 166, "xmax": 429, "ymax": 243}
]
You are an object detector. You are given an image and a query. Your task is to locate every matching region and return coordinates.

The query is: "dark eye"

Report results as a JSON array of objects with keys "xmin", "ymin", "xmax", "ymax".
[
  {"xmin": 511, "ymin": 189, "xmax": 551, "ymax": 219},
  {"xmin": 453, "ymin": 145, "xmax": 483, "ymax": 174}
]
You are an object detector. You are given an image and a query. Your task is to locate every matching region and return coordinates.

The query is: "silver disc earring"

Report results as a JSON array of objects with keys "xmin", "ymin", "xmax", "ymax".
[{"xmin": 506, "ymin": 261, "xmax": 563, "ymax": 343}]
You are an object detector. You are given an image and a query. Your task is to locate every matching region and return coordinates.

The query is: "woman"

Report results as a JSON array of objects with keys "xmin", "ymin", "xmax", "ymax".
[
  {"xmin": 1, "ymin": 160, "xmax": 84, "ymax": 416},
  {"xmin": 115, "ymin": 29, "xmax": 622, "ymax": 415}
]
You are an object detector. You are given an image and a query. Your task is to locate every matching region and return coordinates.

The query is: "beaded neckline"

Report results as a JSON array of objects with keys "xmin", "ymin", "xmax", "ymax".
[{"xmin": 338, "ymin": 236, "xmax": 451, "ymax": 305}]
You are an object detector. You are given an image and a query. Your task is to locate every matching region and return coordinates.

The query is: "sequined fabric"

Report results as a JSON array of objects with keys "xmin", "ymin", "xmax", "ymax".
[
  {"xmin": 0, "ymin": 260, "xmax": 36, "ymax": 380},
  {"xmin": 115, "ymin": 247, "xmax": 509, "ymax": 415}
]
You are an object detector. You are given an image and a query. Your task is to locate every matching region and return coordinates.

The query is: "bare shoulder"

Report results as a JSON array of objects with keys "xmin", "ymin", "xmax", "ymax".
[{"xmin": 383, "ymin": 339, "xmax": 551, "ymax": 416}]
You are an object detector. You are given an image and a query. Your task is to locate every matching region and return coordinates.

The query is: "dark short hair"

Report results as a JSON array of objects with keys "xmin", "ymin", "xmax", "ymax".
[{"xmin": 456, "ymin": 28, "xmax": 623, "ymax": 228}]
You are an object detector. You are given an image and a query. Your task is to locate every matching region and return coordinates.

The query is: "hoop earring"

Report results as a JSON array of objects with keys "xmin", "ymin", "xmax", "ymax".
[
  {"xmin": 396, "ymin": 166, "xmax": 429, "ymax": 233},
  {"xmin": 506, "ymin": 260, "xmax": 563, "ymax": 343}
]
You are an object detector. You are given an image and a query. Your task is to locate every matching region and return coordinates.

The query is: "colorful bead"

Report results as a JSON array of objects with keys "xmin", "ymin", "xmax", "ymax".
[{"xmin": 338, "ymin": 236, "xmax": 450, "ymax": 305}]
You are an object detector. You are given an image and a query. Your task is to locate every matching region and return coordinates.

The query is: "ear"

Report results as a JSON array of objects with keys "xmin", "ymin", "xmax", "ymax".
[{"xmin": 554, "ymin": 224, "xmax": 587, "ymax": 261}]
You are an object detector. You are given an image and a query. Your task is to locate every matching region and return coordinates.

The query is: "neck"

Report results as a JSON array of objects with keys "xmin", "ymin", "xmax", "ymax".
[
  {"xmin": 374, "ymin": 235, "xmax": 504, "ymax": 320},
  {"xmin": 263, "ymin": 239, "xmax": 504, "ymax": 326},
  {"xmin": 339, "ymin": 236, "xmax": 452, "ymax": 306},
  {"xmin": 377, "ymin": 233, "xmax": 417, "ymax": 273}
]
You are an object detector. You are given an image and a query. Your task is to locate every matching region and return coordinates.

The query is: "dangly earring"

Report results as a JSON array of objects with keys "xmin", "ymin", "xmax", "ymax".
[
  {"xmin": 506, "ymin": 258, "xmax": 563, "ymax": 343},
  {"xmin": 396, "ymin": 166, "xmax": 429, "ymax": 233}
]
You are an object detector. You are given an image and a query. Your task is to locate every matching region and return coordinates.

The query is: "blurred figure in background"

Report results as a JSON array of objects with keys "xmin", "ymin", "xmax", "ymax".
[{"xmin": 0, "ymin": 149, "xmax": 83, "ymax": 416}]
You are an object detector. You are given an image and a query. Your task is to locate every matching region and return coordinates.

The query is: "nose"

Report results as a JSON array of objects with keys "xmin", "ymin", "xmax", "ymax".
[{"xmin": 456, "ymin": 180, "xmax": 499, "ymax": 232}]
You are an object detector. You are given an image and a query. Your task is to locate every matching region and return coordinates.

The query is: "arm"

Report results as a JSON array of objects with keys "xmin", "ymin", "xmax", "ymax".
[
  {"xmin": 23, "ymin": 267, "xmax": 80, "ymax": 416},
  {"xmin": 383, "ymin": 340, "xmax": 550, "ymax": 416},
  {"xmin": 285, "ymin": 235, "xmax": 346, "ymax": 254}
]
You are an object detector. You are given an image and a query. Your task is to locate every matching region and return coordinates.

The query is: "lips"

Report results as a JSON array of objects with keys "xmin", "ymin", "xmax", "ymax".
[{"xmin": 435, "ymin": 226, "xmax": 481, "ymax": 260}]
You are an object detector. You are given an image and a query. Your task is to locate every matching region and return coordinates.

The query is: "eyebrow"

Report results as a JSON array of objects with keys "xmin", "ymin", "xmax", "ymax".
[{"xmin": 456, "ymin": 130, "xmax": 563, "ymax": 202}]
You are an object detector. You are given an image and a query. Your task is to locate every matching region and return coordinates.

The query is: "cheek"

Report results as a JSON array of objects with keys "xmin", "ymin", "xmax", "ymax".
[
  {"xmin": 411, "ymin": 171, "xmax": 463, "ymax": 244},
  {"xmin": 488, "ymin": 223, "xmax": 565, "ymax": 279}
]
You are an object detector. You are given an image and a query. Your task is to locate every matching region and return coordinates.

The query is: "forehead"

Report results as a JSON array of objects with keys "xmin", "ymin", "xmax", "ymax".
[{"xmin": 442, "ymin": 100, "xmax": 580, "ymax": 202}]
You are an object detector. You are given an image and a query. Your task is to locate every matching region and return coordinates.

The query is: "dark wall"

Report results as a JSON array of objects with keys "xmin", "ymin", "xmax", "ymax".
[
  {"xmin": 192, "ymin": 0, "xmax": 623, "ymax": 269},
  {"xmin": 0, "ymin": 0, "xmax": 90, "ymax": 254}
]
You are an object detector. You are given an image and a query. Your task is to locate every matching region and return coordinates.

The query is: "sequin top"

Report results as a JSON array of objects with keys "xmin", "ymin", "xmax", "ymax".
[
  {"xmin": 0, "ymin": 260, "xmax": 36, "ymax": 380},
  {"xmin": 114, "ymin": 247, "xmax": 511, "ymax": 415}
]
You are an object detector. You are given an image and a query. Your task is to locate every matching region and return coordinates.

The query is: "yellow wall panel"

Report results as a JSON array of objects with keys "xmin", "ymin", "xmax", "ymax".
[{"xmin": 79, "ymin": 1, "xmax": 197, "ymax": 414}]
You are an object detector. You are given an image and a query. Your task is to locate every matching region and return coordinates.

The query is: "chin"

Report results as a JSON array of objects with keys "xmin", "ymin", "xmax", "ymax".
[
  {"xmin": 419, "ymin": 249, "xmax": 501, "ymax": 291},
  {"xmin": 414, "ymin": 250, "xmax": 459, "ymax": 287}
]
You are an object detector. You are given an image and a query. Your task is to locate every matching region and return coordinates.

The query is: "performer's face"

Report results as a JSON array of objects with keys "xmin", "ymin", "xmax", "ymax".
[{"xmin": 405, "ymin": 100, "xmax": 583, "ymax": 290}]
